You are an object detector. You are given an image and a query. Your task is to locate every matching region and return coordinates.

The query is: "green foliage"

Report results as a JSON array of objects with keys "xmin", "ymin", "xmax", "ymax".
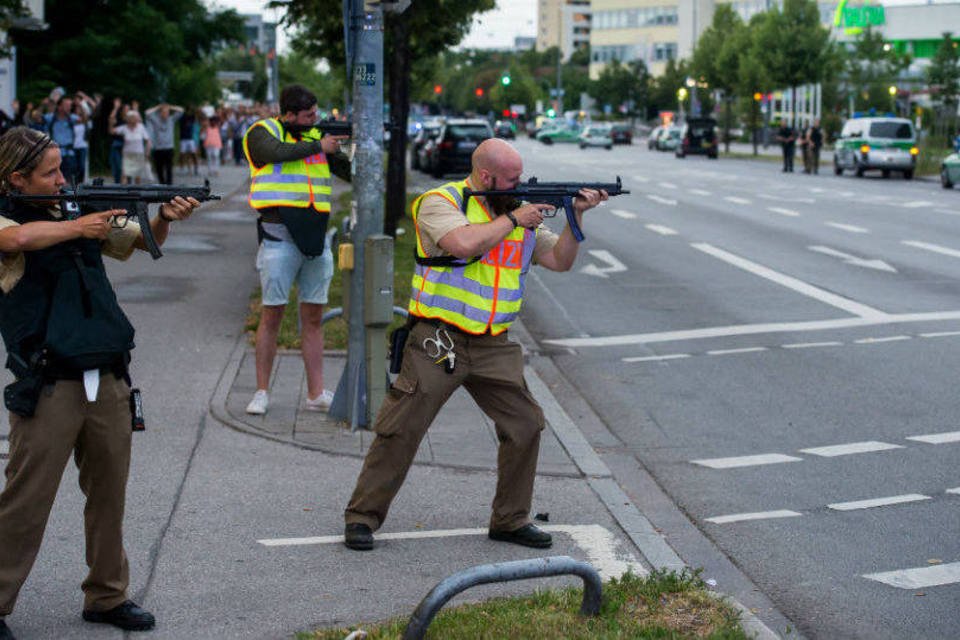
[
  {"xmin": 0, "ymin": 0, "xmax": 30, "ymax": 57},
  {"xmin": 590, "ymin": 60, "xmax": 649, "ymax": 117},
  {"xmin": 926, "ymin": 32, "xmax": 960, "ymax": 136},
  {"xmin": 842, "ymin": 25, "xmax": 911, "ymax": 113},
  {"xmin": 752, "ymin": 0, "xmax": 832, "ymax": 90},
  {"xmin": 215, "ymin": 47, "xmax": 269, "ymax": 103},
  {"xmin": 279, "ymin": 51, "xmax": 345, "ymax": 111},
  {"xmin": 648, "ymin": 58, "xmax": 689, "ymax": 119}
]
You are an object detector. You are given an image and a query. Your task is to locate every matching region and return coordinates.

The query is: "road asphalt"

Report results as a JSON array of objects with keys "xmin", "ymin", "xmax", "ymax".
[{"xmin": 1, "ymin": 157, "xmax": 795, "ymax": 639}]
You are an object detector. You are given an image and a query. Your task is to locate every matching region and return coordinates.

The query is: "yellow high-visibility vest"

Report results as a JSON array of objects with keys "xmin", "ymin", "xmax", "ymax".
[
  {"xmin": 408, "ymin": 179, "xmax": 538, "ymax": 335},
  {"xmin": 242, "ymin": 117, "xmax": 332, "ymax": 212}
]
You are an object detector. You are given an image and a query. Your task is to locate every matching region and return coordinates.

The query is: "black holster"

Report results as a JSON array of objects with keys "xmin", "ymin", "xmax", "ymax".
[
  {"xmin": 4, "ymin": 350, "xmax": 48, "ymax": 418},
  {"xmin": 388, "ymin": 317, "xmax": 416, "ymax": 374}
]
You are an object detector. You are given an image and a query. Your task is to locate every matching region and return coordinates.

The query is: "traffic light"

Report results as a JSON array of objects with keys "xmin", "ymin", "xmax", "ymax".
[
  {"xmin": 753, "ymin": 92, "xmax": 762, "ymax": 101},
  {"xmin": 501, "ymin": 73, "xmax": 511, "ymax": 86},
  {"xmin": 433, "ymin": 84, "xmax": 442, "ymax": 95},
  {"xmin": 546, "ymin": 108, "xmax": 556, "ymax": 117},
  {"xmin": 475, "ymin": 87, "xmax": 484, "ymax": 97},
  {"xmin": 502, "ymin": 108, "xmax": 510, "ymax": 117}
]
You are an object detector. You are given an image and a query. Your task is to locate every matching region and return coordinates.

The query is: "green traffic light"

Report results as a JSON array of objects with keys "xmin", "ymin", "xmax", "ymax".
[
  {"xmin": 546, "ymin": 108, "xmax": 555, "ymax": 117},
  {"xmin": 501, "ymin": 74, "xmax": 511, "ymax": 86}
]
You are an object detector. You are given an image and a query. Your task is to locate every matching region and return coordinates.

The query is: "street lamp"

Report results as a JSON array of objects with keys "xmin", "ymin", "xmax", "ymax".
[
  {"xmin": 677, "ymin": 87, "xmax": 688, "ymax": 121},
  {"xmin": 889, "ymin": 85, "xmax": 898, "ymax": 115}
]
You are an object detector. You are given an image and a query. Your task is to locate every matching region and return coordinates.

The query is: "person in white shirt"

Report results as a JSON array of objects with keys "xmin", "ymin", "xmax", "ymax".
[{"xmin": 112, "ymin": 112, "xmax": 151, "ymax": 185}]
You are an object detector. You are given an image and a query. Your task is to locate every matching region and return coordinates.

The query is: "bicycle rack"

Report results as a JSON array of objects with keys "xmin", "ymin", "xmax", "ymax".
[{"xmin": 402, "ymin": 555, "xmax": 602, "ymax": 640}]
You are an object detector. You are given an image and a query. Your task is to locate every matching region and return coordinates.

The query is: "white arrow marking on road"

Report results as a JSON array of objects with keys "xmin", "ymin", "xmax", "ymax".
[
  {"xmin": 645, "ymin": 224, "xmax": 677, "ymax": 236},
  {"xmin": 902, "ymin": 240, "xmax": 960, "ymax": 259},
  {"xmin": 610, "ymin": 209, "xmax": 637, "ymax": 219},
  {"xmin": 808, "ymin": 245, "xmax": 897, "ymax": 272},
  {"xmin": 257, "ymin": 524, "xmax": 647, "ymax": 580},
  {"xmin": 767, "ymin": 206, "xmax": 800, "ymax": 217},
  {"xmin": 865, "ymin": 562, "xmax": 960, "ymax": 590},
  {"xmin": 724, "ymin": 196, "xmax": 752, "ymax": 205},
  {"xmin": 580, "ymin": 249, "xmax": 628, "ymax": 278},
  {"xmin": 825, "ymin": 221, "xmax": 870, "ymax": 234},
  {"xmin": 646, "ymin": 194, "xmax": 677, "ymax": 206}
]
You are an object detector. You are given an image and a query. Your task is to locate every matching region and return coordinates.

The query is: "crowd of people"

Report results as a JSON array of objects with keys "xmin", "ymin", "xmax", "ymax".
[{"xmin": 0, "ymin": 87, "xmax": 274, "ymax": 185}]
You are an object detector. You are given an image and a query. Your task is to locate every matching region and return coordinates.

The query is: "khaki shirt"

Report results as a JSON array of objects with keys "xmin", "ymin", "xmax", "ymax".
[
  {"xmin": 0, "ymin": 214, "xmax": 141, "ymax": 294},
  {"xmin": 416, "ymin": 190, "xmax": 559, "ymax": 262}
]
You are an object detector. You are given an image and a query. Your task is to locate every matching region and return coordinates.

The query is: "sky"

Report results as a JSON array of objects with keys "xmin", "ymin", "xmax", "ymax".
[{"xmin": 206, "ymin": 0, "xmax": 539, "ymax": 52}]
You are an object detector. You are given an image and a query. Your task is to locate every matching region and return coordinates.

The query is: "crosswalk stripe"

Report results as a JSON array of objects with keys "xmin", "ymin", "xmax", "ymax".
[
  {"xmin": 828, "ymin": 494, "xmax": 930, "ymax": 511},
  {"xmin": 799, "ymin": 441, "xmax": 903, "ymax": 457},
  {"xmin": 906, "ymin": 431, "xmax": 960, "ymax": 444},
  {"xmin": 705, "ymin": 510, "xmax": 802, "ymax": 524},
  {"xmin": 691, "ymin": 453, "xmax": 802, "ymax": 469},
  {"xmin": 864, "ymin": 562, "xmax": 960, "ymax": 589}
]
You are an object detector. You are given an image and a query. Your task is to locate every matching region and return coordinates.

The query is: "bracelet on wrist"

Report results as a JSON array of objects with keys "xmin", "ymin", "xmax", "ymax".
[
  {"xmin": 504, "ymin": 211, "xmax": 519, "ymax": 229},
  {"xmin": 158, "ymin": 206, "xmax": 175, "ymax": 223}
]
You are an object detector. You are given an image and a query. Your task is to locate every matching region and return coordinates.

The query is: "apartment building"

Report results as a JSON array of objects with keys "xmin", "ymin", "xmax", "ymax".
[{"xmin": 537, "ymin": 0, "xmax": 592, "ymax": 61}]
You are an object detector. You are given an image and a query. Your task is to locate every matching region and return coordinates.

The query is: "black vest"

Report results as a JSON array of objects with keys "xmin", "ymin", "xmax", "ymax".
[{"xmin": 0, "ymin": 200, "xmax": 135, "ymax": 377}]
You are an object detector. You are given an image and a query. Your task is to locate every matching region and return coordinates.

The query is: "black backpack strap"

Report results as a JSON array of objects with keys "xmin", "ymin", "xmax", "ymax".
[{"xmin": 413, "ymin": 248, "xmax": 481, "ymax": 267}]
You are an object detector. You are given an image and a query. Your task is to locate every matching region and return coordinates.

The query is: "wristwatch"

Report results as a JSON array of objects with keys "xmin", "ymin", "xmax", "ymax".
[{"xmin": 504, "ymin": 211, "xmax": 520, "ymax": 228}]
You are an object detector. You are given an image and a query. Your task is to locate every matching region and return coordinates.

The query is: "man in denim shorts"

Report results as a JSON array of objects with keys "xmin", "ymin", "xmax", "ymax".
[{"xmin": 242, "ymin": 85, "xmax": 349, "ymax": 415}]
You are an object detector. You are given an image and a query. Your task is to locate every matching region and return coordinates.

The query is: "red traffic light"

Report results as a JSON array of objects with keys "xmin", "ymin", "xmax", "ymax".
[
  {"xmin": 502, "ymin": 108, "xmax": 510, "ymax": 117},
  {"xmin": 475, "ymin": 87, "xmax": 484, "ymax": 97},
  {"xmin": 433, "ymin": 84, "xmax": 442, "ymax": 94}
]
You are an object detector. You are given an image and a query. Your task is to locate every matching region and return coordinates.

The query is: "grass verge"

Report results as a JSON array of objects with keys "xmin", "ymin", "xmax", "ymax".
[
  {"xmin": 297, "ymin": 569, "xmax": 750, "ymax": 640},
  {"xmin": 245, "ymin": 190, "xmax": 418, "ymax": 350}
]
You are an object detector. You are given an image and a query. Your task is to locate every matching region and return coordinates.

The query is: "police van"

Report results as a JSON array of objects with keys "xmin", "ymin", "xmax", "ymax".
[{"xmin": 833, "ymin": 116, "xmax": 919, "ymax": 179}]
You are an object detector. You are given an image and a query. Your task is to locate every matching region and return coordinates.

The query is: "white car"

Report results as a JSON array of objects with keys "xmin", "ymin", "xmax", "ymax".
[{"xmin": 579, "ymin": 125, "xmax": 613, "ymax": 150}]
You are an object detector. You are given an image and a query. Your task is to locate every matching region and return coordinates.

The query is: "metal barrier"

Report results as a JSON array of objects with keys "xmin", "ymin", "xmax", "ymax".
[
  {"xmin": 320, "ymin": 306, "xmax": 408, "ymax": 324},
  {"xmin": 402, "ymin": 556, "xmax": 602, "ymax": 640}
]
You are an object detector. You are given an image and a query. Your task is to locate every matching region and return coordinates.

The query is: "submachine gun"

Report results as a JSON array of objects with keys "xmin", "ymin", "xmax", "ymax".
[
  {"xmin": 10, "ymin": 179, "xmax": 221, "ymax": 259},
  {"xmin": 462, "ymin": 176, "xmax": 630, "ymax": 242}
]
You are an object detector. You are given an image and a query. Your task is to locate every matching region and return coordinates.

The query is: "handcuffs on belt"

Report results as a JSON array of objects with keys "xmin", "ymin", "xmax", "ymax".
[{"xmin": 423, "ymin": 326, "xmax": 456, "ymax": 374}]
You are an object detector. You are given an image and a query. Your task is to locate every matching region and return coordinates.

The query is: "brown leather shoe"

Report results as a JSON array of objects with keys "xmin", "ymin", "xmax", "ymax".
[{"xmin": 489, "ymin": 523, "xmax": 553, "ymax": 548}]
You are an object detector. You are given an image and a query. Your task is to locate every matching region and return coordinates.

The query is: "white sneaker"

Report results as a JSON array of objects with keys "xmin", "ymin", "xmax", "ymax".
[
  {"xmin": 304, "ymin": 389, "xmax": 335, "ymax": 412},
  {"xmin": 246, "ymin": 389, "xmax": 269, "ymax": 415}
]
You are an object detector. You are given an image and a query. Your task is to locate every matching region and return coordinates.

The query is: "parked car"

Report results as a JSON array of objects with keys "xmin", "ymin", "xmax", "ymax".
[
  {"xmin": 537, "ymin": 124, "xmax": 581, "ymax": 144},
  {"xmin": 655, "ymin": 126, "xmax": 681, "ymax": 151},
  {"xmin": 409, "ymin": 121, "xmax": 442, "ymax": 171},
  {"xmin": 610, "ymin": 123, "xmax": 633, "ymax": 144},
  {"xmin": 493, "ymin": 121, "xmax": 516, "ymax": 139},
  {"xmin": 647, "ymin": 125, "xmax": 664, "ymax": 150},
  {"xmin": 942, "ymin": 152, "xmax": 960, "ymax": 189},
  {"xmin": 833, "ymin": 116, "xmax": 918, "ymax": 179},
  {"xmin": 578, "ymin": 124, "xmax": 613, "ymax": 149},
  {"xmin": 676, "ymin": 117, "xmax": 718, "ymax": 159},
  {"xmin": 428, "ymin": 118, "xmax": 493, "ymax": 178}
]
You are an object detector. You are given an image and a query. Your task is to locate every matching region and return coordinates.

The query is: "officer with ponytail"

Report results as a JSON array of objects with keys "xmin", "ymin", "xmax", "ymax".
[{"xmin": 0, "ymin": 126, "xmax": 200, "ymax": 639}]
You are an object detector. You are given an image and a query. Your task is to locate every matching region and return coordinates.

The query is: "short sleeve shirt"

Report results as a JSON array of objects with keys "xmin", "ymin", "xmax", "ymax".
[
  {"xmin": 0, "ymin": 214, "xmax": 141, "ymax": 294},
  {"xmin": 416, "ymin": 189, "xmax": 559, "ymax": 263}
]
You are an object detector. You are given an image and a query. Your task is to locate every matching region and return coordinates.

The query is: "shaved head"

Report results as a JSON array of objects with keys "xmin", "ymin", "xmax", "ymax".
[{"xmin": 471, "ymin": 138, "xmax": 522, "ymax": 190}]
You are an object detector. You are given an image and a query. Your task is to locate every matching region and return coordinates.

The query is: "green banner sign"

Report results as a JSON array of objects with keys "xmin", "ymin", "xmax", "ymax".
[{"xmin": 834, "ymin": 0, "xmax": 886, "ymax": 35}]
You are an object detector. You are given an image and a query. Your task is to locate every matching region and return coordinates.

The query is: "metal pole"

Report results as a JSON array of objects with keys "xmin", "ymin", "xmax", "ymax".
[
  {"xmin": 556, "ymin": 47, "xmax": 564, "ymax": 116},
  {"xmin": 336, "ymin": 0, "xmax": 384, "ymax": 429},
  {"xmin": 403, "ymin": 556, "xmax": 602, "ymax": 640}
]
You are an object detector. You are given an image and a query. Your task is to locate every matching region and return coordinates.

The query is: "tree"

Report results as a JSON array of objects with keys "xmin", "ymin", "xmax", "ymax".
[
  {"xmin": 691, "ymin": 5, "xmax": 744, "ymax": 151},
  {"xmin": 926, "ymin": 32, "xmax": 960, "ymax": 138},
  {"xmin": 751, "ymin": 0, "xmax": 832, "ymax": 126},
  {"xmin": 279, "ymin": 50, "xmax": 345, "ymax": 113},
  {"xmin": 11, "ymin": 0, "xmax": 244, "ymax": 104},
  {"xmin": 589, "ymin": 59, "xmax": 648, "ymax": 119},
  {"xmin": 278, "ymin": 0, "xmax": 494, "ymax": 237},
  {"xmin": 648, "ymin": 58, "xmax": 689, "ymax": 120},
  {"xmin": 842, "ymin": 25, "xmax": 911, "ymax": 115}
]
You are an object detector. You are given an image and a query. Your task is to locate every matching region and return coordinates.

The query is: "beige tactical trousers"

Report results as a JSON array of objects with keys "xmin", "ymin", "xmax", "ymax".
[{"xmin": 345, "ymin": 320, "xmax": 545, "ymax": 532}]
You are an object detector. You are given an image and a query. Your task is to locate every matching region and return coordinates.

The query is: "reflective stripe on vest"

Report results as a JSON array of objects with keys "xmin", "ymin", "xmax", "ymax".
[
  {"xmin": 242, "ymin": 118, "xmax": 332, "ymax": 211},
  {"xmin": 408, "ymin": 179, "xmax": 536, "ymax": 335}
]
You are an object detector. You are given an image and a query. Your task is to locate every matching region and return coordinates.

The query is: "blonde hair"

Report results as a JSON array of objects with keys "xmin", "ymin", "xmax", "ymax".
[{"xmin": 0, "ymin": 127, "xmax": 58, "ymax": 194}]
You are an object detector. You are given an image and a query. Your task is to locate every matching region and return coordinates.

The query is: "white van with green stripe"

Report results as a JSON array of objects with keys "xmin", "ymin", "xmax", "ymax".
[{"xmin": 833, "ymin": 117, "xmax": 919, "ymax": 179}]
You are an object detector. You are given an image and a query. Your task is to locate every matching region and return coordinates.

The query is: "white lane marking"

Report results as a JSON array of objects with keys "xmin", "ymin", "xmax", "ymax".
[
  {"xmin": 948, "ymin": 487, "xmax": 960, "ymax": 495},
  {"xmin": 632, "ymin": 174, "xmax": 650, "ymax": 183},
  {"xmin": 826, "ymin": 222, "xmax": 869, "ymax": 234},
  {"xmin": 706, "ymin": 347, "xmax": 767, "ymax": 356},
  {"xmin": 782, "ymin": 341, "xmax": 843, "ymax": 349},
  {"xmin": 691, "ymin": 243, "xmax": 887, "ymax": 319},
  {"xmin": 645, "ymin": 224, "xmax": 678, "ymax": 236},
  {"xmin": 903, "ymin": 240, "xmax": 960, "ymax": 259},
  {"xmin": 622, "ymin": 354, "xmax": 690, "ymax": 363},
  {"xmin": 767, "ymin": 206, "xmax": 800, "ymax": 217},
  {"xmin": 724, "ymin": 196, "xmax": 752, "ymax": 205},
  {"xmin": 689, "ymin": 188, "xmax": 711, "ymax": 196},
  {"xmin": 758, "ymin": 193, "xmax": 815, "ymax": 204},
  {"xmin": 659, "ymin": 181, "xmax": 678, "ymax": 189},
  {"xmin": 808, "ymin": 245, "xmax": 896, "ymax": 272},
  {"xmin": 920, "ymin": 331, "xmax": 960, "ymax": 338},
  {"xmin": 705, "ymin": 510, "xmax": 802, "ymax": 525},
  {"xmin": 828, "ymin": 494, "xmax": 930, "ymax": 511},
  {"xmin": 543, "ymin": 310, "xmax": 960, "ymax": 349},
  {"xmin": 611, "ymin": 208, "xmax": 637, "ymax": 219},
  {"xmin": 691, "ymin": 453, "xmax": 802, "ymax": 469},
  {"xmin": 258, "ymin": 524, "xmax": 646, "ymax": 580},
  {"xmin": 646, "ymin": 194, "xmax": 678, "ymax": 206},
  {"xmin": 809, "ymin": 187, "xmax": 825, "ymax": 193},
  {"xmin": 580, "ymin": 249, "xmax": 628, "ymax": 278},
  {"xmin": 906, "ymin": 431, "xmax": 960, "ymax": 444},
  {"xmin": 935, "ymin": 208, "xmax": 958, "ymax": 215},
  {"xmin": 854, "ymin": 335, "xmax": 911, "ymax": 344},
  {"xmin": 799, "ymin": 441, "xmax": 903, "ymax": 457},
  {"xmin": 902, "ymin": 201, "xmax": 933, "ymax": 209},
  {"xmin": 865, "ymin": 562, "xmax": 960, "ymax": 590}
]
